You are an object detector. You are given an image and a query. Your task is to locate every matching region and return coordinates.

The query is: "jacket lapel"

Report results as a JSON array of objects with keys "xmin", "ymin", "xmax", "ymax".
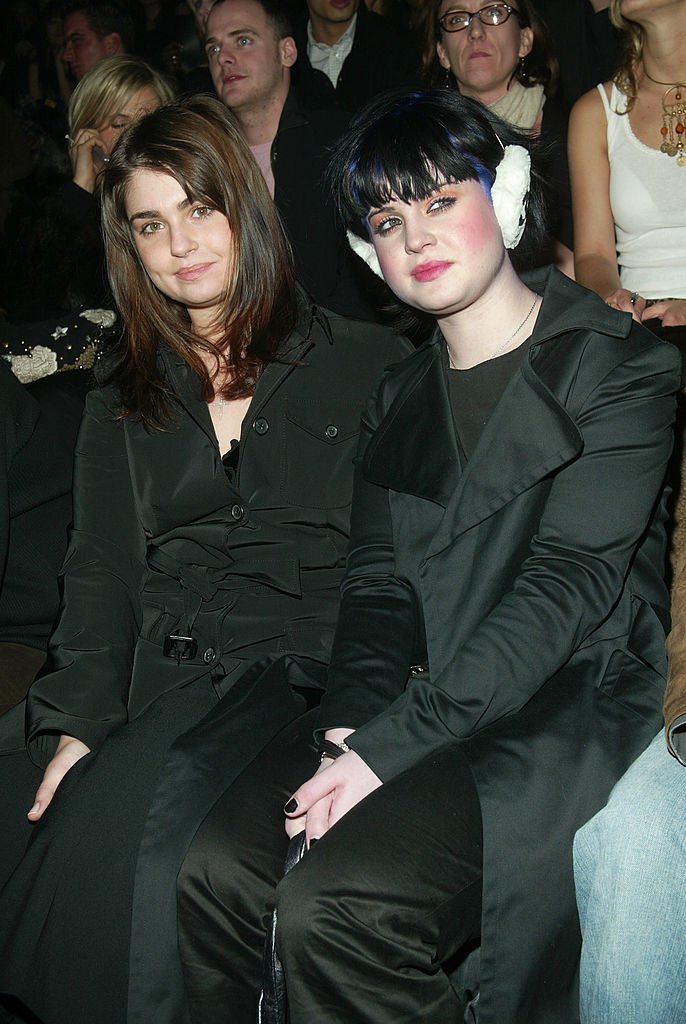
[
  {"xmin": 426, "ymin": 360, "xmax": 583, "ymax": 556},
  {"xmin": 364, "ymin": 268, "xmax": 629, "ymax": 553},
  {"xmin": 364, "ymin": 342, "xmax": 462, "ymax": 506}
]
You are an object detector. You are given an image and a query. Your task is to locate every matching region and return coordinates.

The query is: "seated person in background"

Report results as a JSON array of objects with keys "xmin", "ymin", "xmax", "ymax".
[
  {"xmin": 574, "ymin": 542, "xmax": 686, "ymax": 1024},
  {"xmin": 204, "ymin": 0, "xmax": 375, "ymax": 320},
  {"xmin": 62, "ymin": 0, "xmax": 136, "ymax": 82},
  {"xmin": 0, "ymin": 360, "xmax": 86, "ymax": 891},
  {"xmin": 176, "ymin": 88, "xmax": 679, "ymax": 1024},
  {"xmin": 0, "ymin": 93, "xmax": 408, "ymax": 1024},
  {"xmin": 0, "ymin": 362, "xmax": 86, "ymax": 714},
  {"xmin": 2, "ymin": 55, "xmax": 173, "ymax": 323},
  {"xmin": 289, "ymin": 0, "xmax": 419, "ymax": 112},
  {"xmin": 418, "ymin": 0, "xmax": 574, "ymax": 275},
  {"xmin": 568, "ymin": 0, "xmax": 686, "ymax": 330}
]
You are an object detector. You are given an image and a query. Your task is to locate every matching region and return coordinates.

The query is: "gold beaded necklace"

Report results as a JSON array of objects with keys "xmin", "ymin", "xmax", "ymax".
[{"xmin": 643, "ymin": 68, "xmax": 686, "ymax": 164}]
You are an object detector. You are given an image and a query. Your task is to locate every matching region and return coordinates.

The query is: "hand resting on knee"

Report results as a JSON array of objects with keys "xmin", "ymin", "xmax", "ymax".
[{"xmin": 27, "ymin": 734, "xmax": 91, "ymax": 821}]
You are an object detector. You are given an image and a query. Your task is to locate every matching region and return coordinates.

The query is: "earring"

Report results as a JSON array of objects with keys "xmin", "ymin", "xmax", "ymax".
[
  {"xmin": 518, "ymin": 55, "xmax": 528, "ymax": 83},
  {"xmin": 443, "ymin": 68, "xmax": 453, "ymax": 90}
]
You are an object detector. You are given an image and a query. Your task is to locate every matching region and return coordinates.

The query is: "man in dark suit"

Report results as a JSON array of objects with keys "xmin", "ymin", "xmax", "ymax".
[
  {"xmin": 290, "ymin": 0, "xmax": 419, "ymax": 112},
  {"xmin": 204, "ymin": 0, "xmax": 374, "ymax": 318}
]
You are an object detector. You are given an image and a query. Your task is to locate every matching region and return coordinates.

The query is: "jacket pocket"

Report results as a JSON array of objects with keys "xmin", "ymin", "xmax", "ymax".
[{"xmin": 280, "ymin": 400, "xmax": 360, "ymax": 509}]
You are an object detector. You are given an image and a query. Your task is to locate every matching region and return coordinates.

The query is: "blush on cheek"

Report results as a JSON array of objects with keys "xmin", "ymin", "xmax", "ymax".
[{"xmin": 459, "ymin": 213, "xmax": 496, "ymax": 252}]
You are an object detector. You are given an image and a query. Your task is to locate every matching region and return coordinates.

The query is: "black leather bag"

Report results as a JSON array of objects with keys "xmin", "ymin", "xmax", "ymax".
[{"xmin": 258, "ymin": 832, "xmax": 308, "ymax": 1024}]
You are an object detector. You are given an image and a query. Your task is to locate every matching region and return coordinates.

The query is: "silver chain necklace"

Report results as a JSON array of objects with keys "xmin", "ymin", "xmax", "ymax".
[{"xmin": 450, "ymin": 295, "xmax": 539, "ymax": 368}]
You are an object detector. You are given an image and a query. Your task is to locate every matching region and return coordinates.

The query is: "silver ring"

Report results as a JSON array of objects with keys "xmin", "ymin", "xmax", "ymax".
[{"xmin": 629, "ymin": 292, "xmax": 640, "ymax": 306}]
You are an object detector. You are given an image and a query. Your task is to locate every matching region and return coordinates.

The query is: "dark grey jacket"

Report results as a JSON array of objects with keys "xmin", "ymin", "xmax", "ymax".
[{"xmin": 319, "ymin": 267, "xmax": 681, "ymax": 1023}]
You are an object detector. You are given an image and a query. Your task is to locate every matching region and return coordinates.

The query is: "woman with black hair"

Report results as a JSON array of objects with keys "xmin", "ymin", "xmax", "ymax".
[{"xmin": 177, "ymin": 88, "xmax": 680, "ymax": 1024}]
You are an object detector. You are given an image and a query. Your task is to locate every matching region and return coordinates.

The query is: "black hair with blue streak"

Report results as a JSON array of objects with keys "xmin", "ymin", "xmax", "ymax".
[{"xmin": 328, "ymin": 88, "xmax": 550, "ymax": 271}]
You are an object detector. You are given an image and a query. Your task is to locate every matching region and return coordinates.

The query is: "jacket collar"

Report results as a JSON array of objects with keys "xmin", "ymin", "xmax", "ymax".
[
  {"xmin": 157, "ymin": 288, "xmax": 328, "ymax": 443},
  {"xmin": 521, "ymin": 265, "xmax": 632, "ymax": 348},
  {"xmin": 275, "ymin": 85, "xmax": 310, "ymax": 138},
  {"xmin": 364, "ymin": 268, "xmax": 622, "ymax": 543}
]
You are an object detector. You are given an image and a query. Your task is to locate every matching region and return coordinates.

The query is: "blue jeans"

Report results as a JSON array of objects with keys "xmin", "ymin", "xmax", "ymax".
[{"xmin": 574, "ymin": 732, "xmax": 686, "ymax": 1024}]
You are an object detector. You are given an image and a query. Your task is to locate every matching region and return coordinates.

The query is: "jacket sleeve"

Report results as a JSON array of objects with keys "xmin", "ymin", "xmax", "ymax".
[
  {"xmin": 26, "ymin": 388, "xmax": 146, "ymax": 767},
  {"xmin": 315, "ymin": 402, "xmax": 419, "ymax": 734},
  {"xmin": 665, "ymin": 545, "xmax": 686, "ymax": 765},
  {"xmin": 336, "ymin": 338, "xmax": 680, "ymax": 781}
]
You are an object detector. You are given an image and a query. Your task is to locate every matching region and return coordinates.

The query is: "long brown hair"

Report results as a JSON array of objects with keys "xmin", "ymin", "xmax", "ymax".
[
  {"xmin": 100, "ymin": 94, "xmax": 297, "ymax": 428},
  {"xmin": 416, "ymin": 0, "xmax": 559, "ymax": 96},
  {"xmin": 609, "ymin": 0, "xmax": 644, "ymax": 111}
]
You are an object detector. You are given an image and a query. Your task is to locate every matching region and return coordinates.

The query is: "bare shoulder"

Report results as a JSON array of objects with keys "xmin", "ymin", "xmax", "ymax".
[{"xmin": 570, "ymin": 83, "xmax": 609, "ymax": 129}]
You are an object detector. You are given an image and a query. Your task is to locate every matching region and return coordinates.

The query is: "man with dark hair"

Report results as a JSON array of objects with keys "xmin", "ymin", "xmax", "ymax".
[
  {"xmin": 290, "ymin": 0, "xmax": 418, "ymax": 112},
  {"xmin": 204, "ymin": 0, "xmax": 373, "ymax": 318},
  {"xmin": 62, "ymin": 2, "xmax": 136, "ymax": 81}
]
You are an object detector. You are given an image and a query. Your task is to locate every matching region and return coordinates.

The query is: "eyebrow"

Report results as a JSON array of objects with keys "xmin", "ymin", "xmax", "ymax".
[
  {"xmin": 205, "ymin": 27, "xmax": 259, "ymax": 43},
  {"xmin": 368, "ymin": 205, "xmax": 395, "ymax": 219},
  {"xmin": 128, "ymin": 198, "xmax": 192, "ymax": 223}
]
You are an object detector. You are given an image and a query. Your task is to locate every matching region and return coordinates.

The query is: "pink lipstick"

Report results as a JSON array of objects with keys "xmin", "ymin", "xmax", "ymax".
[{"xmin": 411, "ymin": 261, "xmax": 453, "ymax": 282}]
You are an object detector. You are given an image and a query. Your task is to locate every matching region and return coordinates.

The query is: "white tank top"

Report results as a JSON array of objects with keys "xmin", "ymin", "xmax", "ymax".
[{"xmin": 598, "ymin": 82, "xmax": 686, "ymax": 298}]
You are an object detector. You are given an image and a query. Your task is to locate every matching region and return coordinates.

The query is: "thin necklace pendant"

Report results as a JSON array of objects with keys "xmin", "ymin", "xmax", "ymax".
[
  {"xmin": 490, "ymin": 294, "xmax": 539, "ymax": 360},
  {"xmin": 449, "ymin": 295, "xmax": 540, "ymax": 369}
]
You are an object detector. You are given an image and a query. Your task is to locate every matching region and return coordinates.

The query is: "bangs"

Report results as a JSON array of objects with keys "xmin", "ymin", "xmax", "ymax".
[{"xmin": 334, "ymin": 96, "xmax": 496, "ymax": 231}]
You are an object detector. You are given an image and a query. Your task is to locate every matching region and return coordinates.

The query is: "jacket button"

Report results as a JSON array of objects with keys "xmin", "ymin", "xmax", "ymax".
[
  {"xmin": 203, "ymin": 647, "xmax": 216, "ymax": 663},
  {"xmin": 230, "ymin": 503, "xmax": 244, "ymax": 521},
  {"xmin": 253, "ymin": 417, "xmax": 269, "ymax": 435},
  {"xmin": 325, "ymin": 424, "xmax": 338, "ymax": 439}
]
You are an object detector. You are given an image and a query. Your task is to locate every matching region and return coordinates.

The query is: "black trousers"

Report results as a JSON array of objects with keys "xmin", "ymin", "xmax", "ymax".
[{"xmin": 178, "ymin": 712, "xmax": 483, "ymax": 1024}]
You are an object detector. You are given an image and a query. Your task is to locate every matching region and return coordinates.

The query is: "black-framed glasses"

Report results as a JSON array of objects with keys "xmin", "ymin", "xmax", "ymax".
[{"xmin": 438, "ymin": 3, "xmax": 523, "ymax": 32}]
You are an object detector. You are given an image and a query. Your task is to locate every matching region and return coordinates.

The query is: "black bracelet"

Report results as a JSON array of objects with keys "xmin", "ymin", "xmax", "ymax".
[{"xmin": 317, "ymin": 738, "xmax": 350, "ymax": 763}]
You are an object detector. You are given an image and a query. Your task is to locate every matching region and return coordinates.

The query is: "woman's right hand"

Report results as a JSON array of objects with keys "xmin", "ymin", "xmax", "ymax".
[
  {"xmin": 604, "ymin": 288, "xmax": 647, "ymax": 322},
  {"xmin": 28, "ymin": 734, "xmax": 91, "ymax": 821},
  {"xmin": 69, "ymin": 128, "xmax": 108, "ymax": 194}
]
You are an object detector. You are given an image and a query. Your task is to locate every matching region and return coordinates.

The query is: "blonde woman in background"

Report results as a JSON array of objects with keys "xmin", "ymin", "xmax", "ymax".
[
  {"xmin": 568, "ymin": 0, "xmax": 686, "ymax": 328},
  {"xmin": 6, "ymin": 54, "xmax": 174, "ymax": 321}
]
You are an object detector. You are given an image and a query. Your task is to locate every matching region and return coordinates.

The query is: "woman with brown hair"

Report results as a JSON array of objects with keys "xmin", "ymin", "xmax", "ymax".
[
  {"xmin": 416, "ymin": 0, "xmax": 573, "ymax": 272},
  {"xmin": 0, "ymin": 93, "xmax": 407, "ymax": 1024}
]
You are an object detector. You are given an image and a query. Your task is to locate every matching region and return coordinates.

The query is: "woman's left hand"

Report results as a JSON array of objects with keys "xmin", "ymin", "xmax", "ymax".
[
  {"xmin": 643, "ymin": 299, "xmax": 686, "ymax": 328},
  {"xmin": 284, "ymin": 750, "xmax": 382, "ymax": 845}
]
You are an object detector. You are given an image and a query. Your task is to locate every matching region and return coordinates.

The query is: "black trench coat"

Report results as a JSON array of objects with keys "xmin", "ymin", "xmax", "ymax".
[
  {"xmin": 318, "ymin": 268, "xmax": 681, "ymax": 1023},
  {"xmin": 0, "ymin": 299, "xmax": 410, "ymax": 1024}
]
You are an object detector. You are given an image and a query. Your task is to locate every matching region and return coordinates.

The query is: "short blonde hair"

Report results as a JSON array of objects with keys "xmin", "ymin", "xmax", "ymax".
[{"xmin": 68, "ymin": 54, "xmax": 175, "ymax": 137}]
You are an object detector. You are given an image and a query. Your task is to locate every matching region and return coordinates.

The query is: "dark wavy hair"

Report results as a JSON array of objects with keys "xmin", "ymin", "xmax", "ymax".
[
  {"xmin": 328, "ymin": 89, "xmax": 550, "ymax": 333},
  {"xmin": 100, "ymin": 94, "xmax": 297, "ymax": 428},
  {"xmin": 416, "ymin": 0, "xmax": 559, "ymax": 96}
]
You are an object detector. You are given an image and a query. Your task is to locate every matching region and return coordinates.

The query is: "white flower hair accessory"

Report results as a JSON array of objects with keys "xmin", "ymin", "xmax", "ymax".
[
  {"xmin": 347, "ymin": 230, "xmax": 383, "ymax": 279},
  {"xmin": 490, "ymin": 144, "xmax": 531, "ymax": 249}
]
